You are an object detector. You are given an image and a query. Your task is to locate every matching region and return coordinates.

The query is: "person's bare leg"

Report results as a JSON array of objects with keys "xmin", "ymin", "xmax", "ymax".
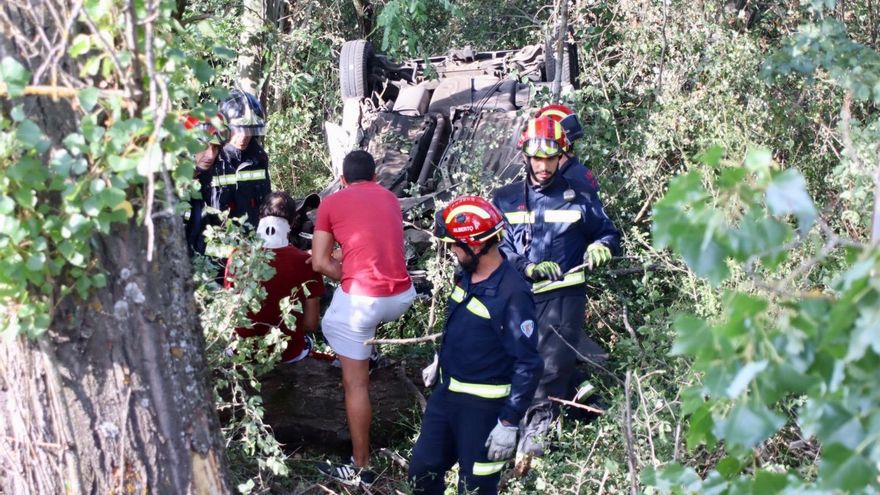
[{"xmin": 339, "ymin": 355, "xmax": 371, "ymax": 467}]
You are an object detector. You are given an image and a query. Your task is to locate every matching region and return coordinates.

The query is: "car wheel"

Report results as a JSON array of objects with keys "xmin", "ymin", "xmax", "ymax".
[
  {"xmin": 544, "ymin": 36, "xmax": 579, "ymax": 89},
  {"xmin": 340, "ymin": 40, "xmax": 374, "ymax": 99}
]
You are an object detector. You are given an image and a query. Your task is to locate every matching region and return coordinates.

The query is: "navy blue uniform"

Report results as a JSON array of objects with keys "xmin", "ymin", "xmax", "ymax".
[
  {"xmin": 205, "ymin": 140, "xmax": 271, "ymax": 227},
  {"xmin": 492, "ymin": 165, "xmax": 620, "ymax": 454},
  {"xmin": 409, "ymin": 260, "xmax": 543, "ymax": 494}
]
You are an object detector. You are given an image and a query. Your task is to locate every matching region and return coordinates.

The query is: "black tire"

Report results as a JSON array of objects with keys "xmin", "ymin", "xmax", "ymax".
[
  {"xmin": 340, "ymin": 40, "xmax": 374, "ymax": 99},
  {"xmin": 544, "ymin": 35, "xmax": 580, "ymax": 89}
]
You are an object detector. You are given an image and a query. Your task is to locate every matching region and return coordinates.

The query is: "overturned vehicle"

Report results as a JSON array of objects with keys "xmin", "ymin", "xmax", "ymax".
[{"xmin": 297, "ymin": 37, "xmax": 581, "ymax": 260}]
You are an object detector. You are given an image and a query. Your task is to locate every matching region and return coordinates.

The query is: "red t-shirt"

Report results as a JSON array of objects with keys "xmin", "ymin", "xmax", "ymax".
[
  {"xmin": 314, "ymin": 181, "xmax": 411, "ymax": 296},
  {"xmin": 225, "ymin": 245, "xmax": 325, "ymax": 362}
]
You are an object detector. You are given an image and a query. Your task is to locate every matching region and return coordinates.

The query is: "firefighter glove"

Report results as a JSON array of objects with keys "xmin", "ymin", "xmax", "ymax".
[
  {"xmin": 586, "ymin": 242, "xmax": 612, "ymax": 269},
  {"xmin": 525, "ymin": 261, "xmax": 563, "ymax": 282},
  {"xmin": 485, "ymin": 420, "xmax": 519, "ymax": 461},
  {"xmin": 421, "ymin": 352, "xmax": 439, "ymax": 388}
]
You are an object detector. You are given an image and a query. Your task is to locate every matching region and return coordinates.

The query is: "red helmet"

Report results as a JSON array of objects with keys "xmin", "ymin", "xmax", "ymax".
[
  {"xmin": 183, "ymin": 115, "xmax": 222, "ymax": 145},
  {"xmin": 535, "ymin": 104, "xmax": 584, "ymax": 146},
  {"xmin": 434, "ymin": 196, "xmax": 504, "ymax": 248},
  {"xmin": 518, "ymin": 116, "xmax": 566, "ymax": 158}
]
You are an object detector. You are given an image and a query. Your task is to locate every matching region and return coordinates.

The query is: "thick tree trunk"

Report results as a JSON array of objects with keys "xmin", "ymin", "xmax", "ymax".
[
  {"xmin": 0, "ymin": 216, "xmax": 231, "ymax": 494},
  {"xmin": 0, "ymin": 1, "xmax": 231, "ymax": 492},
  {"xmin": 238, "ymin": 0, "xmax": 265, "ymax": 95}
]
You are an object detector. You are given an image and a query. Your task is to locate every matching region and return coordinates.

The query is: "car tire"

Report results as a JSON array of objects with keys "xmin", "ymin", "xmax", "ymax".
[
  {"xmin": 340, "ymin": 40, "xmax": 374, "ymax": 99},
  {"xmin": 544, "ymin": 36, "xmax": 579, "ymax": 89}
]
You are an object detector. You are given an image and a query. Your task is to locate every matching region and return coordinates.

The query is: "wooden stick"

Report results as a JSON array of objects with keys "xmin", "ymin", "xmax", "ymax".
[
  {"xmin": 0, "ymin": 84, "xmax": 126, "ymax": 99},
  {"xmin": 364, "ymin": 332, "xmax": 441, "ymax": 346},
  {"xmin": 547, "ymin": 396, "xmax": 604, "ymax": 414},
  {"xmin": 623, "ymin": 371, "xmax": 638, "ymax": 495}
]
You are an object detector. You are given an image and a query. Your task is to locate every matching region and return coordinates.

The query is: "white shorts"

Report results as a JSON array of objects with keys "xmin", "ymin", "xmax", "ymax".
[{"xmin": 321, "ymin": 285, "xmax": 416, "ymax": 360}]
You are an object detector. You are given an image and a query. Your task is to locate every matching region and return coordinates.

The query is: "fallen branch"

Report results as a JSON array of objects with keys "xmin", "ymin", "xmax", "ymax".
[
  {"xmin": 0, "ymin": 84, "xmax": 126, "ymax": 99},
  {"xmin": 364, "ymin": 332, "xmax": 441, "ymax": 346},
  {"xmin": 547, "ymin": 396, "xmax": 605, "ymax": 414},
  {"xmin": 623, "ymin": 371, "xmax": 639, "ymax": 495}
]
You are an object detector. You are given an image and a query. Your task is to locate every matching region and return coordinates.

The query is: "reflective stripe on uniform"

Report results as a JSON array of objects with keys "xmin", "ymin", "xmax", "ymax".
[
  {"xmin": 532, "ymin": 270, "xmax": 585, "ymax": 294},
  {"xmin": 504, "ymin": 211, "xmax": 535, "ymax": 225},
  {"xmin": 237, "ymin": 169, "xmax": 267, "ymax": 181},
  {"xmin": 472, "ymin": 461, "xmax": 507, "ymax": 476},
  {"xmin": 544, "ymin": 209, "xmax": 581, "ymax": 223},
  {"xmin": 449, "ymin": 287, "xmax": 490, "ymax": 319},
  {"xmin": 448, "ymin": 377, "xmax": 511, "ymax": 399},
  {"xmin": 450, "ymin": 286, "xmax": 466, "ymax": 303},
  {"xmin": 211, "ymin": 169, "xmax": 268, "ymax": 187},
  {"xmin": 466, "ymin": 298, "xmax": 490, "ymax": 319}
]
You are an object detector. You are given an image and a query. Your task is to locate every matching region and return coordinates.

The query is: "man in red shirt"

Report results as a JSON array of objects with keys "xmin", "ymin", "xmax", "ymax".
[
  {"xmin": 311, "ymin": 150, "xmax": 415, "ymax": 487},
  {"xmin": 226, "ymin": 192, "xmax": 325, "ymax": 363}
]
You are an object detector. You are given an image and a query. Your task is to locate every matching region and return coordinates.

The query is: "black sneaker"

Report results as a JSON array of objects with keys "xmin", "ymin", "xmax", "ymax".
[{"xmin": 317, "ymin": 460, "xmax": 377, "ymax": 488}]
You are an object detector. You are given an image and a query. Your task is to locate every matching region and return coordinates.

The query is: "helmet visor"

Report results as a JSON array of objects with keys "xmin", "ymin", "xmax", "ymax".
[
  {"xmin": 227, "ymin": 103, "xmax": 266, "ymax": 136},
  {"xmin": 523, "ymin": 138, "xmax": 562, "ymax": 158}
]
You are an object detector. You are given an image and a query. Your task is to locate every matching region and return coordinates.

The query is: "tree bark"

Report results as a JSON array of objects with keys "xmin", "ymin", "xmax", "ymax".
[
  {"xmin": 0, "ymin": 217, "xmax": 231, "ymax": 494},
  {"xmin": 0, "ymin": 1, "xmax": 231, "ymax": 492},
  {"xmin": 238, "ymin": 0, "xmax": 266, "ymax": 95},
  {"xmin": 352, "ymin": 0, "xmax": 373, "ymax": 39}
]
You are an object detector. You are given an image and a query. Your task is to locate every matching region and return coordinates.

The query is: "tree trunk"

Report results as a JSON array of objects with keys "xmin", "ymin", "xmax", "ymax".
[
  {"xmin": 352, "ymin": 0, "xmax": 373, "ymax": 39},
  {"xmin": 0, "ymin": 1, "xmax": 231, "ymax": 492},
  {"xmin": 238, "ymin": 0, "xmax": 266, "ymax": 95},
  {"xmin": 0, "ymin": 216, "xmax": 231, "ymax": 494}
]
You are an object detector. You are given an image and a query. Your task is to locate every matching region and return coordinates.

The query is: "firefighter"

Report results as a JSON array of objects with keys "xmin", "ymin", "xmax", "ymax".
[
  {"xmin": 491, "ymin": 115, "xmax": 621, "ymax": 457},
  {"xmin": 534, "ymin": 103, "xmax": 601, "ymax": 193},
  {"xmin": 182, "ymin": 115, "xmax": 222, "ymax": 255},
  {"xmin": 408, "ymin": 196, "xmax": 543, "ymax": 495},
  {"xmin": 203, "ymin": 90, "xmax": 272, "ymax": 233}
]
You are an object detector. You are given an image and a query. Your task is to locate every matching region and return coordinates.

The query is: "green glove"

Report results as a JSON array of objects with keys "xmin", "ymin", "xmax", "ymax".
[
  {"xmin": 526, "ymin": 261, "xmax": 563, "ymax": 282},
  {"xmin": 586, "ymin": 242, "xmax": 612, "ymax": 269}
]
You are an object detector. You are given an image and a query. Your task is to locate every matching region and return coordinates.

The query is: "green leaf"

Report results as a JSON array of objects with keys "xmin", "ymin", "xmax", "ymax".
[
  {"xmin": 686, "ymin": 403, "xmax": 717, "ymax": 450},
  {"xmin": 844, "ymin": 304, "xmax": 880, "ymax": 362},
  {"xmin": 212, "ymin": 46, "xmax": 236, "ymax": 60},
  {"xmin": 16, "ymin": 120, "xmax": 49, "ymax": 153},
  {"xmin": 765, "ymin": 169, "xmax": 816, "ymax": 234},
  {"xmin": 0, "ymin": 57, "xmax": 31, "ymax": 98},
  {"xmin": 819, "ymin": 444, "xmax": 876, "ymax": 491},
  {"xmin": 713, "ymin": 403, "xmax": 785, "ymax": 450},
  {"xmin": 725, "ymin": 360, "xmax": 767, "ymax": 398},
  {"xmin": 671, "ymin": 314, "xmax": 712, "ymax": 356},
  {"xmin": 744, "ymin": 147, "xmax": 772, "ymax": 175},
  {"xmin": 697, "ymin": 144, "xmax": 724, "ymax": 167},
  {"xmin": 78, "ymin": 87, "xmax": 100, "ymax": 112},
  {"xmin": 716, "ymin": 456, "xmax": 741, "ymax": 478},
  {"xmin": 752, "ymin": 470, "xmax": 789, "ymax": 493},
  {"xmin": 69, "ymin": 34, "xmax": 91, "ymax": 57}
]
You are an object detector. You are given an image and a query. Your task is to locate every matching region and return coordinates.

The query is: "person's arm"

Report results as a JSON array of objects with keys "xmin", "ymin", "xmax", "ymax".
[
  {"xmin": 311, "ymin": 230, "xmax": 342, "ymax": 281},
  {"xmin": 497, "ymin": 289, "xmax": 543, "ymax": 425},
  {"xmin": 302, "ymin": 297, "xmax": 320, "ymax": 333}
]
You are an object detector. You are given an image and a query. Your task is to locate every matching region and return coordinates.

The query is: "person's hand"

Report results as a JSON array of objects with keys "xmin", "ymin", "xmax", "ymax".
[
  {"xmin": 331, "ymin": 248, "xmax": 342, "ymax": 261},
  {"xmin": 585, "ymin": 243, "xmax": 612, "ymax": 269},
  {"xmin": 421, "ymin": 353, "xmax": 439, "ymax": 387},
  {"xmin": 484, "ymin": 420, "xmax": 518, "ymax": 461},
  {"xmin": 525, "ymin": 261, "xmax": 563, "ymax": 282}
]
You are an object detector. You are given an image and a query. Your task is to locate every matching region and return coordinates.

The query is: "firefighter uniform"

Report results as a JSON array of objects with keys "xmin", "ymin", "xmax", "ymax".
[
  {"xmin": 492, "ymin": 169, "xmax": 620, "ymax": 453},
  {"xmin": 204, "ymin": 140, "xmax": 271, "ymax": 228},
  {"xmin": 409, "ymin": 260, "xmax": 543, "ymax": 494}
]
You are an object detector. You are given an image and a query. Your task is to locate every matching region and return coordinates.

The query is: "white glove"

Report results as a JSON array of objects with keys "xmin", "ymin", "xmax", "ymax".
[
  {"xmin": 484, "ymin": 420, "xmax": 518, "ymax": 461},
  {"xmin": 421, "ymin": 353, "xmax": 439, "ymax": 387}
]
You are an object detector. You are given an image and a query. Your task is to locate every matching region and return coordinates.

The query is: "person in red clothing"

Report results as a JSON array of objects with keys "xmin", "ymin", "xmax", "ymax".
[
  {"xmin": 311, "ymin": 150, "xmax": 415, "ymax": 487},
  {"xmin": 226, "ymin": 192, "xmax": 325, "ymax": 363}
]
